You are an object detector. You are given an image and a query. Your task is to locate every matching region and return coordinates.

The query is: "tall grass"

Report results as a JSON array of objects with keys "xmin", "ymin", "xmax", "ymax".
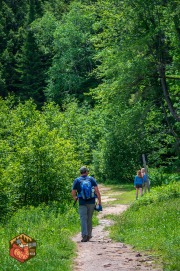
[
  {"xmin": 0, "ymin": 204, "xmax": 80, "ymax": 271},
  {"xmin": 110, "ymin": 182, "xmax": 180, "ymax": 271}
]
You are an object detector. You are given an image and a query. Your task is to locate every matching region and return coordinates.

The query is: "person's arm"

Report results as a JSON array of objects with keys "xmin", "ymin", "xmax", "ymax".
[
  {"xmin": 94, "ymin": 186, "xmax": 101, "ymax": 205},
  {"xmin": 134, "ymin": 176, "xmax": 136, "ymax": 187},
  {"xmin": 71, "ymin": 189, "xmax": 77, "ymax": 201}
]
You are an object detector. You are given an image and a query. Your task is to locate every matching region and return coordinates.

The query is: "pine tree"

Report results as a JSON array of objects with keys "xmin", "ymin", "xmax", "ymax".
[{"xmin": 16, "ymin": 0, "xmax": 46, "ymax": 107}]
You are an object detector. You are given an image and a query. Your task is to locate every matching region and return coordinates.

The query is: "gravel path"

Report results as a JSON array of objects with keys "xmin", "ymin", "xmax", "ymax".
[{"xmin": 72, "ymin": 185, "xmax": 162, "ymax": 271}]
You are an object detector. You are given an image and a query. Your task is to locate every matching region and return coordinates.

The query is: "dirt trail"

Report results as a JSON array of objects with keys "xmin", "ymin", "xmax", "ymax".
[{"xmin": 72, "ymin": 185, "xmax": 162, "ymax": 271}]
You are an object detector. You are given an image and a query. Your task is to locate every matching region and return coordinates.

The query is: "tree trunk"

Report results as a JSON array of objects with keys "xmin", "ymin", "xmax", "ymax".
[{"xmin": 159, "ymin": 65, "xmax": 180, "ymax": 122}]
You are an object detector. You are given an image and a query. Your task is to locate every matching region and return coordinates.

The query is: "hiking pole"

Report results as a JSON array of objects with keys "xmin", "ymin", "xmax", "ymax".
[{"xmin": 73, "ymin": 197, "xmax": 78, "ymax": 206}]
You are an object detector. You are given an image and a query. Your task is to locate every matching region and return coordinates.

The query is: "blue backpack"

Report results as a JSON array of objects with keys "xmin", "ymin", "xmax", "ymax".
[{"xmin": 78, "ymin": 176, "xmax": 95, "ymax": 200}]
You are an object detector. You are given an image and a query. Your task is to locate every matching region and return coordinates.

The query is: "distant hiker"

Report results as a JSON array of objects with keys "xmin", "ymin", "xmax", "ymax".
[
  {"xmin": 134, "ymin": 170, "xmax": 143, "ymax": 200},
  {"xmin": 141, "ymin": 167, "xmax": 150, "ymax": 193},
  {"xmin": 72, "ymin": 166, "xmax": 102, "ymax": 242}
]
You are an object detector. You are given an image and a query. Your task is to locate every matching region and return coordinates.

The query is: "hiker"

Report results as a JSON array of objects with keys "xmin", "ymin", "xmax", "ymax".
[
  {"xmin": 134, "ymin": 170, "xmax": 143, "ymax": 200},
  {"xmin": 141, "ymin": 167, "xmax": 150, "ymax": 193},
  {"xmin": 71, "ymin": 166, "xmax": 102, "ymax": 242}
]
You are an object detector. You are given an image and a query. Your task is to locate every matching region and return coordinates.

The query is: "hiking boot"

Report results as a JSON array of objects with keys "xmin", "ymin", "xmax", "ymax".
[
  {"xmin": 81, "ymin": 235, "xmax": 88, "ymax": 242},
  {"xmin": 87, "ymin": 236, "xmax": 92, "ymax": 241}
]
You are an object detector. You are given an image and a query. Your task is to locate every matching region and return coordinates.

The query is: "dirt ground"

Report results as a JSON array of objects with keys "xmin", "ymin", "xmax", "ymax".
[{"xmin": 72, "ymin": 185, "xmax": 162, "ymax": 271}]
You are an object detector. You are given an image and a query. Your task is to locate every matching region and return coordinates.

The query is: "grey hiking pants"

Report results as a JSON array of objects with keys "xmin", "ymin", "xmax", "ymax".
[{"xmin": 79, "ymin": 204, "xmax": 95, "ymax": 238}]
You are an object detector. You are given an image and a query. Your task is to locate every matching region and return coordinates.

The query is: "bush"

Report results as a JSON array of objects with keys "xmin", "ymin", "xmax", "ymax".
[
  {"xmin": 149, "ymin": 168, "xmax": 180, "ymax": 187},
  {"xmin": 0, "ymin": 98, "xmax": 80, "ymax": 220},
  {"xmin": 130, "ymin": 181, "xmax": 180, "ymax": 211}
]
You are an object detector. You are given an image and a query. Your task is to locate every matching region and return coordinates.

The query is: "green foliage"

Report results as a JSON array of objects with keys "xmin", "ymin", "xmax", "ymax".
[
  {"xmin": 110, "ymin": 182, "xmax": 180, "ymax": 270},
  {"xmin": 0, "ymin": 97, "xmax": 80, "ymax": 220},
  {"xmin": 90, "ymin": 0, "xmax": 180, "ymax": 180},
  {"xmin": 31, "ymin": 12, "xmax": 57, "ymax": 56},
  {"xmin": 45, "ymin": 1, "xmax": 97, "ymax": 103},
  {"xmin": 92, "ymin": 101, "xmax": 173, "ymax": 182},
  {"xmin": 149, "ymin": 168, "xmax": 180, "ymax": 187},
  {"xmin": 0, "ymin": 204, "xmax": 80, "ymax": 271},
  {"xmin": 42, "ymin": 98, "xmax": 99, "ymax": 166},
  {"xmin": 43, "ymin": 0, "xmax": 71, "ymax": 20},
  {"xmin": 131, "ymin": 182, "xmax": 180, "ymax": 210},
  {"xmin": 0, "ymin": 96, "xmax": 105, "ymax": 221},
  {"xmin": 0, "ymin": 0, "xmax": 179, "ymax": 218},
  {"xmin": 15, "ymin": 0, "xmax": 46, "ymax": 106}
]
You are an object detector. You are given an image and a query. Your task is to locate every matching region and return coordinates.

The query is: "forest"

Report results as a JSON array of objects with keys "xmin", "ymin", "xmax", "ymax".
[
  {"xmin": 0, "ymin": 0, "xmax": 180, "ymax": 270},
  {"xmin": 0, "ymin": 1, "xmax": 180, "ymax": 268}
]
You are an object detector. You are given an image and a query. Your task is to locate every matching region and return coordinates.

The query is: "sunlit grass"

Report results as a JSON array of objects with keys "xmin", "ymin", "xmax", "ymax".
[
  {"xmin": 1, "ymin": 182, "xmax": 179, "ymax": 270},
  {"xmin": 0, "ymin": 200, "xmax": 99, "ymax": 271},
  {"xmin": 109, "ymin": 182, "xmax": 180, "ymax": 270},
  {"xmin": 100, "ymin": 183, "xmax": 136, "ymax": 205},
  {"xmin": 0, "ymin": 204, "xmax": 80, "ymax": 271},
  {"xmin": 111, "ymin": 190, "xmax": 135, "ymax": 204}
]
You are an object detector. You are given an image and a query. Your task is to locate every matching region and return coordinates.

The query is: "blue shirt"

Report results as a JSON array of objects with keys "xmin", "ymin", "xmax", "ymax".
[
  {"xmin": 134, "ymin": 176, "xmax": 143, "ymax": 186},
  {"xmin": 142, "ymin": 174, "xmax": 147, "ymax": 182},
  {"xmin": 72, "ymin": 175, "xmax": 97, "ymax": 205}
]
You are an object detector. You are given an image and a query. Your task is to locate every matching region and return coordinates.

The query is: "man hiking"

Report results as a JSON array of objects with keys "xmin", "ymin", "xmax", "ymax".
[{"xmin": 72, "ymin": 166, "xmax": 102, "ymax": 242}]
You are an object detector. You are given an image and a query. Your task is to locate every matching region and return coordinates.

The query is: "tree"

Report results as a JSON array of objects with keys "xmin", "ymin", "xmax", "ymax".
[
  {"xmin": 89, "ymin": 0, "xmax": 180, "ymax": 179},
  {"xmin": 0, "ymin": 0, "xmax": 29, "ymax": 97},
  {"xmin": 45, "ymin": 1, "xmax": 98, "ymax": 104},
  {"xmin": 15, "ymin": 0, "xmax": 46, "ymax": 107}
]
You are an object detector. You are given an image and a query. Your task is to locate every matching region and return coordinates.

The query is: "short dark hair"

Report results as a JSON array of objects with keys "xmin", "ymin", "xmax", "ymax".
[{"xmin": 80, "ymin": 166, "xmax": 88, "ymax": 174}]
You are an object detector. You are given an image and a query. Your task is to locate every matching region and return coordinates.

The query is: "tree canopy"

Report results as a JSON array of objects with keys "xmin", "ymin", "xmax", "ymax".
[{"xmin": 0, "ymin": 0, "xmax": 179, "ymax": 218}]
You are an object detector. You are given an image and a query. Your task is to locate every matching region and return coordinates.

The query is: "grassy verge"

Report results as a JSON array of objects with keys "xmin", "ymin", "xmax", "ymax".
[
  {"xmin": 0, "ymin": 203, "xmax": 81, "ymax": 271},
  {"xmin": 0, "ymin": 201, "xmax": 99, "ymax": 271},
  {"xmin": 109, "ymin": 182, "xmax": 180, "ymax": 271},
  {"xmin": 100, "ymin": 183, "xmax": 135, "ymax": 206}
]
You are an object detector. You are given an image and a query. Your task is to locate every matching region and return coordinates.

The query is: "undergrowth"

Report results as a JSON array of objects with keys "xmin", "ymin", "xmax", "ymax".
[
  {"xmin": 0, "ymin": 203, "xmax": 81, "ymax": 271},
  {"xmin": 110, "ymin": 182, "xmax": 180, "ymax": 271}
]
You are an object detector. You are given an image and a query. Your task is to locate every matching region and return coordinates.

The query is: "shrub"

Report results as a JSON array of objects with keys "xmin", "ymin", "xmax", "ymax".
[
  {"xmin": 149, "ymin": 168, "xmax": 180, "ymax": 187},
  {"xmin": 0, "ymin": 98, "xmax": 80, "ymax": 220}
]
